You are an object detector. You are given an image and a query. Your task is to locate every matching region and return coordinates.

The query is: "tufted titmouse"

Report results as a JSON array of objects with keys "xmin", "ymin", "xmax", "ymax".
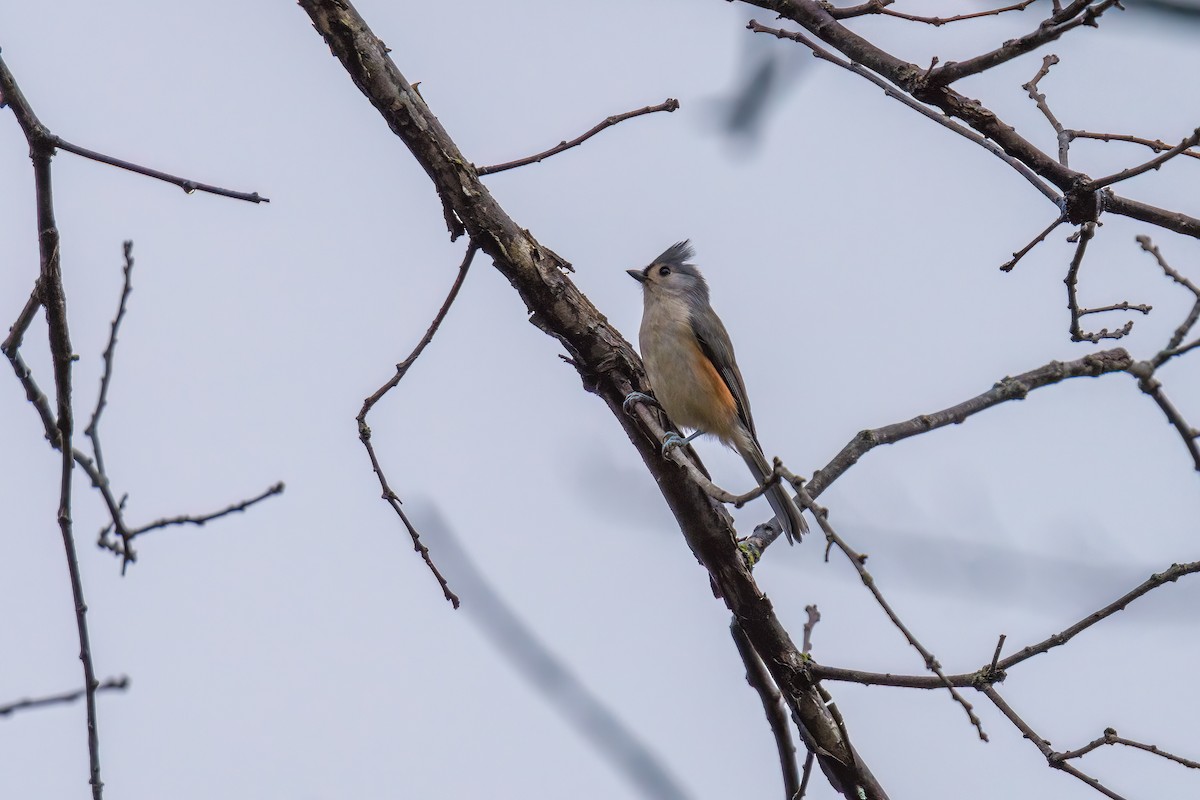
[{"xmin": 626, "ymin": 241, "xmax": 807, "ymax": 544}]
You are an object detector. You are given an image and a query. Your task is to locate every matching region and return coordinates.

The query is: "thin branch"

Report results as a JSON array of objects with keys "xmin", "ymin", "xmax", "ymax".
[
  {"xmin": 1022, "ymin": 55, "xmax": 1069, "ymax": 166},
  {"xmin": 996, "ymin": 561, "xmax": 1200, "ymax": 672},
  {"xmin": 731, "ymin": 621, "xmax": 800, "ymax": 800},
  {"xmin": 877, "ymin": 0, "xmax": 1038, "ymax": 26},
  {"xmin": 1078, "ymin": 301, "xmax": 1152, "ymax": 316},
  {"xmin": 1129, "ymin": 366, "xmax": 1200, "ymax": 471},
  {"xmin": 794, "ymin": 483, "xmax": 988, "ymax": 741},
  {"xmin": 747, "ymin": 20, "xmax": 1061, "ymax": 204},
  {"xmin": 49, "ymin": 136, "xmax": 269, "ymax": 203},
  {"xmin": 2, "ymin": 281, "xmax": 42, "ymax": 355},
  {"xmin": 356, "ymin": 243, "xmax": 479, "ymax": 609},
  {"xmin": 1067, "ymin": 129, "xmax": 1200, "ymax": 160},
  {"xmin": 810, "ymin": 664, "xmax": 984, "ymax": 689},
  {"xmin": 0, "ymin": 677, "xmax": 129, "ymax": 718},
  {"xmin": 982, "ymin": 686, "xmax": 1128, "ymax": 800},
  {"xmin": 476, "ymin": 99, "xmax": 679, "ymax": 175},
  {"xmin": 1056, "ymin": 728, "xmax": 1200, "ymax": 770},
  {"xmin": 807, "ymin": 349, "xmax": 1134, "ymax": 498},
  {"xmin": 117, "ymin": 482, "xmax": 285, "ymax": 540},
  {"xmin": 1081, "ymin": 127, "xmax": 1200, "ymax": 191},
  {"xmin": 999, "ymin": 213, "xmax": 1066, "ymax": 271},
  {"xmin": 85, "ymin": 242, "xmax": 134, "ymax": 482},
  {"xmin": 1137, "ymin": 235, "xmax": 1200, "ymax": 364},
  {"xmin": 1065, "ymin": 223, "xmax": 1138, "ymax": 342}
]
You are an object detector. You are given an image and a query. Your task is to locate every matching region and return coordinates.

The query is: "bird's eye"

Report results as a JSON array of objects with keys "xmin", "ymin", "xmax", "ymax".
[{"xmin": 658, "ymin": 265, "xmax": 671, "ymax": 277}]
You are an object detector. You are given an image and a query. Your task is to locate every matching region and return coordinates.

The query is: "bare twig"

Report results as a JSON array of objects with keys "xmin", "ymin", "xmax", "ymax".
[
  {"xmin": 878, "ymin": 0, "xmax": 1038, "ymax": 26},
  {"xmin": 2, "ymin": 281, "xmax": 42, "ymax": 355},
  {"xmin": 356, "ymin": 243, "xmax": 479, "ymax": 609},
  {"xmin": 731, "ymin": 621, "xmax": 800, "ymax": 800},
  {"xmin": 50, "ymin": 136, "xmax": 268, "ymax": 203},
  {"xmin": 1068, "ymin": 129, "xmax": 1200, "ymax": 160},
  {"xmin": 1137, "ymin": 235, "xmax": 1200, "ymax": 364},
  {"xmin": 1056, "ymin": 728, "xmax": 1200, "ymax": 769},
  {"xmin": 1000, "ymin": 213, "xmax": 1066, "ymax": 271},
  {"xmin": 0, "ymin": 677, "xmax": 129, "ymax": 718},
  {"xmin": 477, "ymin": 99, "xmax": 679, "ymax": 175},
  {"xmin": 1082, "ymin": 127, "xmax": 1200, "ymax": 191},
  {"xmin": 85, "ymin": 243, "xmax": 134, "ymax": 493},
  {"xmin": 801, "ymin": 605, "xmax": 820, "ymax": 655},
  {"xmin": 106, "ymin": 482, "xmax": 286, "ymax": 542},
  {"xmin": 1065, "ymin": 223, "xmax": 1138, "ymax": 342},
  {"xmin": 1078, "ymin": 301, "xmax": 1152, "ymax": 317},
  {"xmin": 1129, "ymin": 366, "xmax": 1200, "ymax": 471}
]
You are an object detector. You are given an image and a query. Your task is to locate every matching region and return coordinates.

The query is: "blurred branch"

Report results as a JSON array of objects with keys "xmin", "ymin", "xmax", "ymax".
[
  {"xmin": 420, "ymin": 508, "xmax": 692, "ymax": 800},
  {"xmin": 355, "ymin": 243, "xmax": 479, "ymax": 609},
  {"xmin": 0, "ymin": 677, "xmax": 129, "ymax": 718},
  {"xmin": 477, "ymin": 98, "xmax": 679, "ymax": 176},
  {"xmin": 299, "ymin": 3, "xmax": 887, "ymax": 796}
]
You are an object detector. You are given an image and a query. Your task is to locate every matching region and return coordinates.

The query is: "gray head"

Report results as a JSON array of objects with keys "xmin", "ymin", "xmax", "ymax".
[{"xmin": 626, "ymin": 240, "xmax": 710, "ymax": 305}]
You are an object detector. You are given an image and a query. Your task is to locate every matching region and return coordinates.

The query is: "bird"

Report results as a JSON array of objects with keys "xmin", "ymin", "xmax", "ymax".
[{"xmin": 625, "ymin": 241, "xmax": 807, "ymax": 544}]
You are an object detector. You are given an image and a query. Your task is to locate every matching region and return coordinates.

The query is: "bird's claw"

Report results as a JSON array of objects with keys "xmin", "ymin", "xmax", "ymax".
[
  {"xmin": 661, "ymin": 431, "xmax": 688, "ymax": 458},
  {"xmin": 622, "ymin": 391, "xmax": 658, "ymax": 416}
]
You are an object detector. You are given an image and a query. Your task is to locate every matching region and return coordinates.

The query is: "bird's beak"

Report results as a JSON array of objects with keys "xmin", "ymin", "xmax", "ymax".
[{"xmin": 626, "ymin": 268, "xmax": 647, "ymax": 283}]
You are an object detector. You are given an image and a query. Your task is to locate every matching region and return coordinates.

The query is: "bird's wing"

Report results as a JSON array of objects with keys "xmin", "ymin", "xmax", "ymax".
[{"xmin": 689, "ymin": 307, "xmax": 756, "ymax": 438}]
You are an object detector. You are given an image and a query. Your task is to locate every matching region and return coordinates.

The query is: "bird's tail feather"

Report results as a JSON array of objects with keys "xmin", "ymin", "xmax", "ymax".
[{"xmin": 740, "ymin": 441, "xmax": 807, "ymax": 545}]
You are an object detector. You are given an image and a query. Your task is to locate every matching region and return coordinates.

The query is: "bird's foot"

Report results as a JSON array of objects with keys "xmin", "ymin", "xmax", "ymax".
[
  {"xmin": 622, "ymin": 391, "xmax": 659, "ymax": 415},
  {"xmin": 660, "ymin": 430, "xmax": 697, "ymax": 458}
]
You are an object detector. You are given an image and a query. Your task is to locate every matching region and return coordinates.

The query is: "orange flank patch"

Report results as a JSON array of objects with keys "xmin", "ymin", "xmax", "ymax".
[{"xmin": 689, "ymin": 345, "xmax": 738, "ymax": 434}]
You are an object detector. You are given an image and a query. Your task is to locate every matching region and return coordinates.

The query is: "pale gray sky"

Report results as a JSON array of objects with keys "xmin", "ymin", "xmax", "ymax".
[{"xmin": 2, "ymin": 2, "xmax": 1198, "ymax": 799}]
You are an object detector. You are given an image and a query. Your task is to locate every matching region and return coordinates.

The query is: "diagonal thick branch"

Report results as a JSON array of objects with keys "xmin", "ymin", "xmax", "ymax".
[
  {"xmin": 298, "ymin": 2, "xmax": 887, "ymax": 796},
  {"xmin": 742, "ymin": 0, "xmax": 1200, "ymax": 239}
]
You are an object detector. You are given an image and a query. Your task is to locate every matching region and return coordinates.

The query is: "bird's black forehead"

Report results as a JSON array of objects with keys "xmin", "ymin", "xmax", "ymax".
[{"xmin": 651, "ymin": 240, "xmax": 695, "ymax": 270}]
